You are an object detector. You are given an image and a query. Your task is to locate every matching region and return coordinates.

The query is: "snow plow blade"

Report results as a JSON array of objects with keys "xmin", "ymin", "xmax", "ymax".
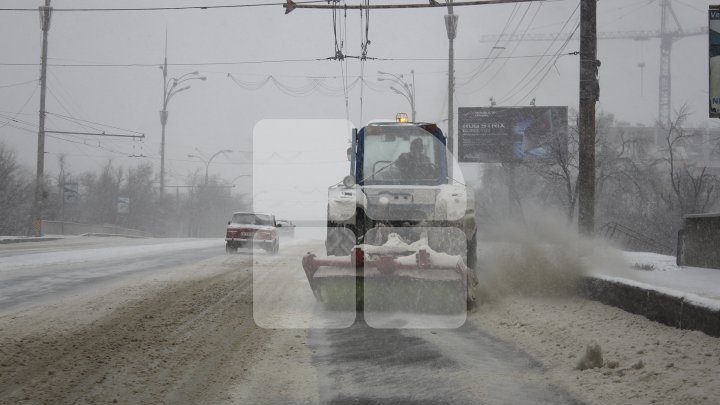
[{"xmin": 302, "ymin": 247, "xmax": 477, "ymax": 313}]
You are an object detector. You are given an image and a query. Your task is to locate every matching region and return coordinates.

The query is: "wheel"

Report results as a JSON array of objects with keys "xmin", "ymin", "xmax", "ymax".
[
  {"xmin": 466, "ymin": 231, "xmax": 477, "ymax": 270},
  {"xmin": 226, "ymin": 243, "xmax": 237, "ymax": 254},
  {"xmin": 265, "ymin": 240, "xmax": 279, "ymax": 255},
  {"xmin": 326, "ymin": 226, "xmax": 356, "ymax": 256}
]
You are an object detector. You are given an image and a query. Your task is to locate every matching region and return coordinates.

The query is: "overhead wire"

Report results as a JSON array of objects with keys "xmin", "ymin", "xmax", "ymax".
[
  {"xmin": 457, "ymin": 1, "xmax": 542, "ymax": 95},
  {"xmin": 673, "ymin": 0, "xmax": 704, "ymax": 14},
  {"xmin": 43, "ymin": 90, "xmax": 144, "ymax": 158},
  {"xmin": 45, "ymin": 112, "xmax": 145, "ymax": 135},
  {"xmin": 358, "ymin": 0, "xmax": 371, "ymax": 125},
  {"xmin": 48, "ymin": 71, "xmax": 92, "ymax": 121},
  {"xmin": 0, "ymin": 1, "xmax": 327, "ymax": 12},
  {"xmin": 461, "ymin": 3, "xmax": 522, "ymax": 84},
  {"xmin": 2, "ymin": 52, "xmax": 585, "ymax": 68},
  {"xmin": 0, "ymin": 79, "xmax": 37, "ymax": 89},
  {"xmin": 508, "ymin": 21, "xmax": 580, "ymax": 105},
  {"xmin": 333, "ymin": 0, "xmax": 351, "ymax": 122},
  {"xmin": 0, "ymin": 83, "xmax": 38, "ymax": 130},
  {"xmin": 496, "ymin": 1, "xmax": 579, "ymax": 104}
]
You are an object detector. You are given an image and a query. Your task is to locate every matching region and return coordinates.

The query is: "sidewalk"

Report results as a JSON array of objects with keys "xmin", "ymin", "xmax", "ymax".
[{"xmin": 583, "ymin": 251, "xmax": 720, "ymax": 337}]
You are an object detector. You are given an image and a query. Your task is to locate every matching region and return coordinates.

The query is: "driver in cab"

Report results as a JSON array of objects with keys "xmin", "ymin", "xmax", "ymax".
[{"xmin": 396, "ymin": 138, "xmax": 435, "ymax": 180}]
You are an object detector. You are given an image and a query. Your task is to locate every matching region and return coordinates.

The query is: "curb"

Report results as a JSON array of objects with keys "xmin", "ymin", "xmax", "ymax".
[{"xmin": 579, "ymin": 277, "xmax": 720, "ymax": 338}]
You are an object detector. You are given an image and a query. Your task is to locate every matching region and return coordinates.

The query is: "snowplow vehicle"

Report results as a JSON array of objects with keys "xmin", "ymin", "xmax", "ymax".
[{"xmin": 302, "ymin": 117, "xmax": 478, "ymax": 313}]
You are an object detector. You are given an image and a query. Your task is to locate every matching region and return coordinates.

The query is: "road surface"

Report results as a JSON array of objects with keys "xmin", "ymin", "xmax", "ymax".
[{"xmin": 0, "ymin": 236, "xmax": 717, "ymax": 404}]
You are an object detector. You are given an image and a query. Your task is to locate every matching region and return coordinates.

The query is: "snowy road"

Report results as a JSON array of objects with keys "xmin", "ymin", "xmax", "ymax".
[
  {"xmin": 0, "ymin": 236, "xmax": 718, "ymax": 404},
  {"xmin": 0, "ymin": 236, "xmax": 221, "ymax": 314}
]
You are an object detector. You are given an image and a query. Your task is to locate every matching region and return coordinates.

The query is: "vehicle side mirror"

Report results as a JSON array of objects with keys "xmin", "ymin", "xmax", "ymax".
[
  {"xmin": 346, "ymin": 147, "xmax": 352, "ymax": 161},
  {"xmin": 276, "ymin": 223, "xmax": 283, "ymax": 227},
  {"xmin": 228, "ymin": 221, "xmax": 231, "ymax": 225}
]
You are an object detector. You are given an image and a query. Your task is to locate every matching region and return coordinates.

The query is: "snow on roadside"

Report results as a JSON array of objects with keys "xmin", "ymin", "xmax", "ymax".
[
  {"xmin": 471, "ymin": 296, "xmax": 720, "ymax": 405},
  {"xmin": 0, "ymin": 238, "xmax": 221, "ymax": 272}
]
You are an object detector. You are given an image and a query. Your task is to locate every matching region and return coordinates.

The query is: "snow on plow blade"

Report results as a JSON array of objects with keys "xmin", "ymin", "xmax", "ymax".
[{"xmin": 302, "ymin": 246, "xmax": 476, "ymax": 316}]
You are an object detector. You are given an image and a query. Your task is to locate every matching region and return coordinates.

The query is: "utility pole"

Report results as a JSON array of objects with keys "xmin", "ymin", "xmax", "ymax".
[
  {"xmin": 160, "ymin": 34, "xmax": 169, "ymax": 200},
  {"xmin": 445, "ymin": 1, "xmax": 458, "ymax": 160},
  {"xmin": 578, "ymin": 0, "xmax": 598, "ymax": 235},
  {"xmin": 33, "ymin": 0, "xmax": 52, "ymax": 236}
]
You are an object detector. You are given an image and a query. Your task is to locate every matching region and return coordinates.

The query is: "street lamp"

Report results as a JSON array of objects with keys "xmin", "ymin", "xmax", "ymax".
[
  {"xmin": 159, "ymin": 53, "xmax": 206, "ymax": 198},
  {"xmin": 230, "ymin": 174, "xmax": 252, "ymax": 185},
  {"xmin": 188, "ymin": 149, "xmax": 232, "ymax": 186},
  {"xmin": 377, "ymin": 70, "xmax": 416, "ymax": 122}
]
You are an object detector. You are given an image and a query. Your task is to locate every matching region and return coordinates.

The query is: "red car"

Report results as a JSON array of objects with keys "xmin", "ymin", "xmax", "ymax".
[{"xmin": 225, "ymin": 212, "xmax": 279, "ymax": 254}]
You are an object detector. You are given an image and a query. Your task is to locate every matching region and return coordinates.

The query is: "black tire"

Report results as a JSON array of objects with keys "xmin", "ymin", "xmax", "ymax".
[
  {"xmin": 326, "ymin": 226, "xmax": 356, "ymax": 256},
  {"xmin": 226, "ymin": 243, "xmax": 237, "ymax": 254},
  {"xmin": 466, "ymin": 231, "xmax": 477, "ymax": 270}
]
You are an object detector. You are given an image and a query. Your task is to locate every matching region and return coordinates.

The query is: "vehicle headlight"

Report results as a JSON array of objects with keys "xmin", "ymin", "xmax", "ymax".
[{"xmin": 342, "ymin": 175, "xmax": 355, "ymax": 188}]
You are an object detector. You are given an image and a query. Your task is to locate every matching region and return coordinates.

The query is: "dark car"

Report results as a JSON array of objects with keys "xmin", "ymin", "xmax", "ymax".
[{"xmin": 225, "ymin": 212, "xmax": 279, "ymax": 254}]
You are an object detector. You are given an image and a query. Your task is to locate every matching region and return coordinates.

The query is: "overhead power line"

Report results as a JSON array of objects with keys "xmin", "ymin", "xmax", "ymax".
[
  {"xmin": 283, "ymin": 0, "xmax": 539, "ymax": 13},
  {"xmin": 0, "ymin": 52, "xmax": 579, "ymax": 68},
  {"xmin": 0, "ymin": 79, "xmax": 37, "ymax": 88},
  {"xmin": 0, "ymin": 1, "xmax": 325, "ymax": 12},
  {"xmin": 44, "ymin": 130, "xmax": 145, "ymax": 139}
]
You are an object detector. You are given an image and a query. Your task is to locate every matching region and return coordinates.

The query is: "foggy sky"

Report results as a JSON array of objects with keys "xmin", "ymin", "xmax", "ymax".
[{"xmin": 0, "ymin": 0, "xmax": 714, "ymax": 188}]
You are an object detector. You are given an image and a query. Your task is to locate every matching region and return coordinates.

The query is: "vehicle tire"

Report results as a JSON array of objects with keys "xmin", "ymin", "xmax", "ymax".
[
  {"xmin": 466, "ymin": 231, "xmax": 477, "ymax": 270},
  {"xmin": 326, "ymin": 226, "xmax": 355, "ymax": 256},
  {"xmin": 226, "ymin": 243, "xmax": 237, "ymax": 254},
  {"xmin": 272, "ymin": 240, "xmax": 280, "ymax": 255}
]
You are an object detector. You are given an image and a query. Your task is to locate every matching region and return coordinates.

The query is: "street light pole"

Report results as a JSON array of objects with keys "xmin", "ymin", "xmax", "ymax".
[
  {"xmin": 159, "ymin": 35, "xmax": 206, "ymax": 199},
  {"xmin": 378, "ymin": 70, "xmax": 416, "ymax": 122},
  {"xmin": 188, "ymin": 149, "xmax": 232, "ymax": 186}
]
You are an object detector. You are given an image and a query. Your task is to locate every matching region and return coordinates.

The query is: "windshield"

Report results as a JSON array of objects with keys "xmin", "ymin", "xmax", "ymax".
[
  {"xmin": 231, "ymin": 213, "xmax": 274, "ymax": 226},
  {"xmin": 361, "ymin": 126, "xmax": 442, "ymax": 185}
]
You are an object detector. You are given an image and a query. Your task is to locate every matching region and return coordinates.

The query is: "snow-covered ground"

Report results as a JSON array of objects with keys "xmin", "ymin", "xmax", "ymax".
[
  {"xmin": 589, "ymin": 251, "xmax": 720, "ymax": 311},
  {"xmin": 0, "ymin": 235, "xmax": 718, "ymax": 404}
]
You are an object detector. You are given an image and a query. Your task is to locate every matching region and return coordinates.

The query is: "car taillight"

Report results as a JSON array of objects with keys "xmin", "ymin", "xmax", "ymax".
[
  {"xmin": 227, "ymin": 229, "xmax": 238, "ymax": 238},
  {"xmin": 256, "ymin": 230, "xmax": 273, "ymax": 240}
]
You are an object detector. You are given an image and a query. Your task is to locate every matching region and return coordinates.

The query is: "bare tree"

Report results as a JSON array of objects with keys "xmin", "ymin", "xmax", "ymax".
[
  {"xmin": 0, "ymin": 141, "xmax": 33, "ymax": 235},
  {"xmin": 658, "ymin": 105, "xmax": 720, "ymax": 215}
]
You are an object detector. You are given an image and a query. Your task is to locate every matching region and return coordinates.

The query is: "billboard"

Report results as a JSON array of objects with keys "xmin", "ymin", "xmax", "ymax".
[
  {"xmin": 457, "ymin": 106, "xmax": 568, "ymax": 163},
  {"xmin": 710, "ymin": 6, "xmax": 720, "ymax": 118},
  {"xmin": 63, "ymin": 182, "xmax": 78, "ymax": 204},
  {"xmin": 117, "ymin": 197, "xmax": 129, "ymax": 214}
]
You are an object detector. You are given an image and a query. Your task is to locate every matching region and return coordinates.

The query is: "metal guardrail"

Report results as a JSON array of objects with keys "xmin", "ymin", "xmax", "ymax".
[
  {"xmin": 42, "ymin": 220, "xmax": 153, "ymax": 238},
  {"xmin": 599, "ymin": 222, "xmax": 673, "ymax": 254}
]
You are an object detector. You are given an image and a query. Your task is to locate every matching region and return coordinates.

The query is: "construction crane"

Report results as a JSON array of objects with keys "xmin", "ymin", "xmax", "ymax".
[{"xmin": 479, "ymin": 0, "xmax": 707, "ymax": 125}]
